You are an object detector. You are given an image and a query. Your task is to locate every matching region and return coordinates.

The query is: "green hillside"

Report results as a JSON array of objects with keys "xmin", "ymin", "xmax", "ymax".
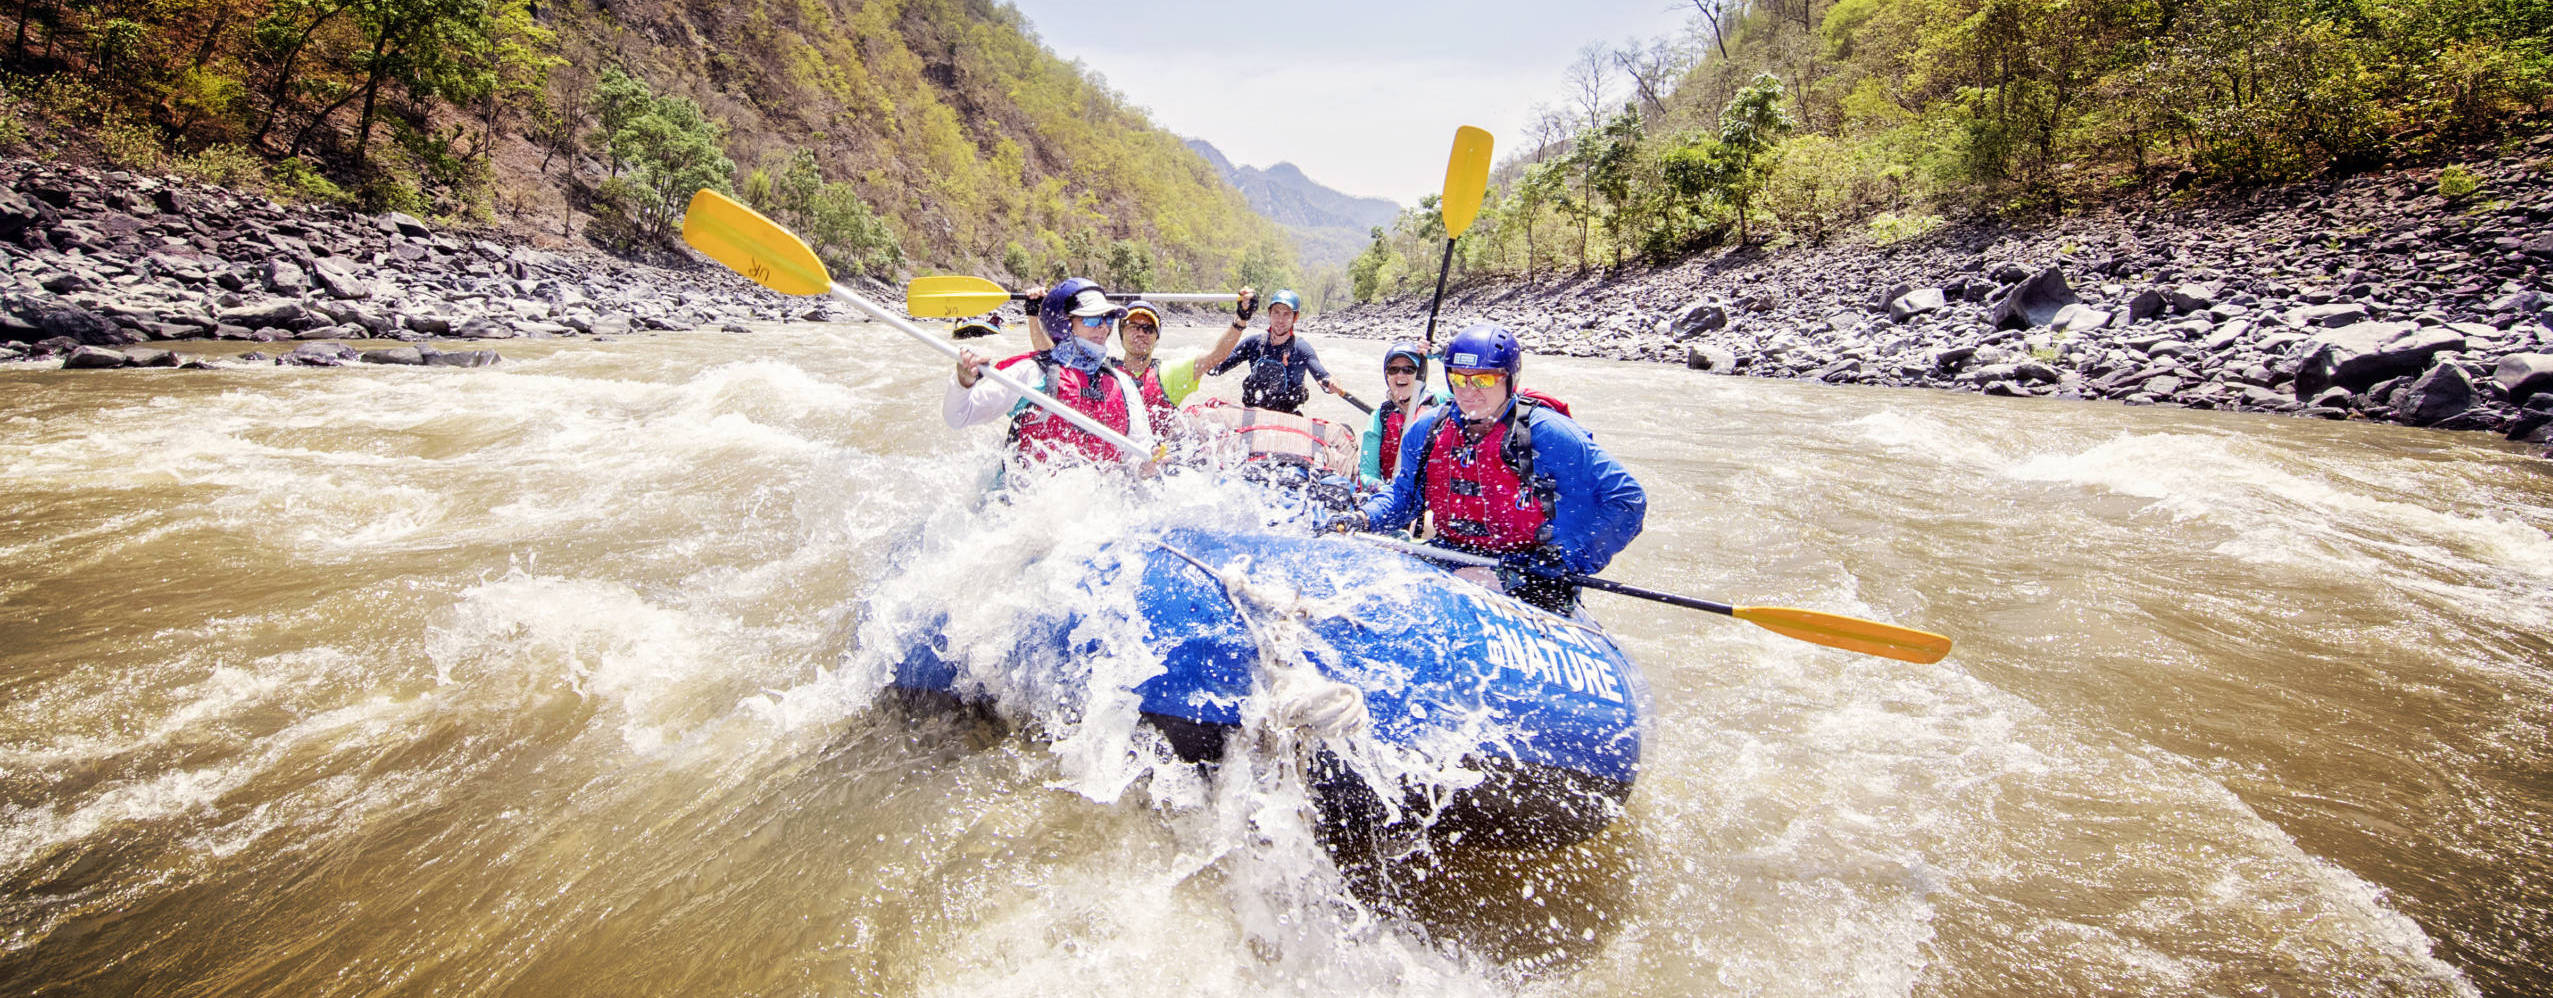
[
  {"xmin": 1345, "ymin": 0, "xmax": 2551, "ymax": 299},
  {"xmin": 0, "ymin": 0, "xmax": 1298, "ymax": 290}
]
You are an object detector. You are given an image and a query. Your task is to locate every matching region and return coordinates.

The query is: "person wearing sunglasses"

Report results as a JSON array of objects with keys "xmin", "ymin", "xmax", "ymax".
[
  {"xmin": 1358, "ymin": 339, "xmax": 1448, "ymax": 490},
  {"xmin": 1111, "ymin": 290, "xmax": 1257, "ymax": 430},
  {"xmin": 1205, "ymin": 289, "xmax": 1342, "ymax": 415},
  {"xmin": 945, "ymin": 277, "xmax": 1156, "ymax": 466},
  {"xmin": 1334, "ymin": 324, "xmax": 1646, "ymax": 614}
]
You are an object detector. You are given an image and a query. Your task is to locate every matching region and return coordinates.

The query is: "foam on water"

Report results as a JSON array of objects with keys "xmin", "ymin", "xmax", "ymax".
[
  {"xmin": 1609, "ymin": 608, "xmax": 2479, "ymax": 996},
  {"xmin": 4, "ymin": 334, "xmax": 2542, "ymax": 994},
  {"xmin": 795, "ymin": 458, "xmax": 1557, "ymax": 990}
]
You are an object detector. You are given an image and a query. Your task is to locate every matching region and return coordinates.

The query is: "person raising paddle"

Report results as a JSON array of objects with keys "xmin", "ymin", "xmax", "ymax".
[
  {"xmin": 1206, "ymin": 289, "xmax": 1341, "ymax": 415},
  {"xmin": 1332, "ymin": 324, "xmax": 1646, "ymax": 614},
  {"xmin": 1020, "ymin": 286, "xmax": 1260, "ymax": 431},
  {"xmin": 946, "ymin": 278, "xmax": 1155, "ymax": 466},
  {"xmin": 1113, "ymin": 291, "xmax": 1256, "ymax": 428}
]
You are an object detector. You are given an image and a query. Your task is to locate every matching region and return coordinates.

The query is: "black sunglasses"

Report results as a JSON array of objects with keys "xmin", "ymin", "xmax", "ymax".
[{"xmin": 1385, "ymin": 364, "xmax": 1419, "ymax": 375}]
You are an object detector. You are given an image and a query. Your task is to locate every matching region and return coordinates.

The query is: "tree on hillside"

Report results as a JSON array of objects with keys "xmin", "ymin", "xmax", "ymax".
[
  {"xmin": 744, "ymin": 148, "xmax": 899, "ymax": 276},
  {"xmin": 285, "ymin": 0, "xmax": 492, "ymax": 168},
  {"xmin": 1238, "ymin": 238, "xmax": 1295, "ymax": 300},
  {"xmin": 246, "ymin": 0, "xmax": 359, "ymax": 150},
  {"xmin": 1514, "ymin": 159, "xmax": 1565, "ymax": 271},
  {"xmin": 1565, "ymin": 43, "xmax": 1616, "ymax": 131},
  {"xmin": 588, "ymin": 66, "xmax": 650, "ymax": 179},
  {"xmin": 1583, "ymin": 105, "xmax": 1648, "ymax": 266},
  {"xmin": 1105, "ymin": 239, "xmax": 1152, "ymax": 292},
  {"xmin": 587, "ymin": 71, "xmax": 733, "ymax": 249},
  {"xmin": 1348, "ymin": 225, "xmax": 1395, "ymax": 302},
  {"xmin": 1612, "ymin": 38, "xmax": 1691, "ymax": 119},
  {"xmin": 1708, "ymin": 73, "xmax": 1793, "ymax": 245},
  {"xmin": 1688, "ymin": 0, "xmax": 1737, "ymax": 60}
]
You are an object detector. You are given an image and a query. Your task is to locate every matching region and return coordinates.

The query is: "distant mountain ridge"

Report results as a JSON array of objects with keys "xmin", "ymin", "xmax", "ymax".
[{"xmin": 1186, "ymin": 140, "xmax": 1400, "ymax": 268}]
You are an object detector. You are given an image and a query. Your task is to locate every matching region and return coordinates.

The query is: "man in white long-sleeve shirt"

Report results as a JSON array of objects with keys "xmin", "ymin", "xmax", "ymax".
[{"xmin": 946, "ymin": 277, "xmax": 1155, "ymax": 466}]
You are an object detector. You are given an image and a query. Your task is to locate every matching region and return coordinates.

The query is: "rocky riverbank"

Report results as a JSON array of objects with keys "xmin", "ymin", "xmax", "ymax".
[
  {"xmin": 0, "ymin": 158, "xmax": 865, "ymax": 370},
  {"xmin": 1319, "ymin": 137, "xmax": 2553, "ymax": 449}
]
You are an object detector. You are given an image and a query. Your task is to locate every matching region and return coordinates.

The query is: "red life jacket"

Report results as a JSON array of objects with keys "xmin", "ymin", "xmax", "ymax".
[
  {"xmin": 1379, "ymin": 404, "xmax": 1413, "ymax": 481},
  {"xmin": 1514, "ymin": 387, "xmax": 1572, "ymax": 417},
  {"xmin": 1417, "ymin": 398, "xmax": 1559, "ymax": 554},
  {"xmin": 1000, "ymin": 351, "xmax": 1140, "ymax": 463},
  {"xmin": 1127, "ymin": 358, "xmax": 1176, "ymax": 428}
]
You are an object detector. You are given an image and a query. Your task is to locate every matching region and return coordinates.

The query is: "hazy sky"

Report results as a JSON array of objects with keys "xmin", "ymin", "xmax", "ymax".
[{"xmin": 1003, "ymin": 0, "xmax": 1697, "ymax": 208}]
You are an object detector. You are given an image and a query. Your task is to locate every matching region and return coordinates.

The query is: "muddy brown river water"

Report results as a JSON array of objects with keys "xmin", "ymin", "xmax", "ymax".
[{"xmin": 2, "ymin": 323, "xmax": 2547, "ymax": 996}]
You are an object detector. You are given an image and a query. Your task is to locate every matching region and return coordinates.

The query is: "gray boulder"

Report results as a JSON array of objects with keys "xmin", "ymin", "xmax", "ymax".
[
  {"xmin": 2124, "ymin": 289, "xmax": 2167, "ymax": 322},
  {"xmin": 422, "ymin": 348, "xmax": 501, "ymax": 368},
  {"xmin": 383, "ymin": 211, "xmax": 433, "ymax": 238},
  {"xmin": 61, "ymin": 345, "xmax": 130, "ymax": 369},
  {"xmin": 2494, "ymin": 353, "xmax": 2553, "ymax": 406},
  {"xmin": 124, "ymin": 348, "xmax": 178, "ymax": 368},
  {"xmin": 1989, "ymin": 266, "xmax": 2078, "ymax": 329},
  {"xmin": 1686, "ymin": 344, "xmax": 1737, "ymax": 373},
  {"xmin": 454, "ymin": 316, "xmax": 516, "ymax": 339},
  {"xmin": 262, "ymin": 259, "xmax": 309, "ymax": 295},
  {"xmin": 1887, "ymin": 288, "xmax": 1946, "ymax": 321},
  {"xmin": 2289, "ymin": 302, "xmax": 2372, "ymax": 328},
  {"xmin": 281, "ymin": 341, "xmax": 358, "ymax": 367},
  {"xmin": 217, "ymin": 300, "xmax": 310, "ymax": 331},
  {"xmin": 0, "ymin": 188, "xmax": 61, "ymax": 238},
  {"xmin": 2396, "ymin": 363, "xmax": 2476, "ymax": 426},
  {"xmin": 2050, "ymin": 303, "xmax": 2110, "ymax": 334},
  {"xmin": 1670, "ymin": 299, "xmax": 1728, "ymax": 339},
  {"xmin": 2012, "ymin": 360, "xmax": 2062, "ymax": 384},
  {"xmin": 35, "ymin": 302, "xmax": 139, "ymax": 345},
  {"xmin": 360, "ymin": 346, "xmax": 427, "ymax": 365},
  {"xmin": 2168, "ymin": 283, "xmax": 2217, "ymax": 313},
  {"xmin": 311, "ymin": 257, "xmax": 372, "ymax": 300},
  {"xmin": 2293, "ymin": 323, "xmax": 2465, "ymax": 398},
  {"xmin": 2488, "ymin": 290, "xmax": 2542, "ymax": 315}
]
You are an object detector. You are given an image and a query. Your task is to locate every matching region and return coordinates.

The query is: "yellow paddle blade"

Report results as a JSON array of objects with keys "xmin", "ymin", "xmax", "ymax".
[
  {"xmin": 907, "ymin": 274, "xmax": 1015, "ymax": 318},
  {"xmin": 1733, "ymin": 606, "xmax": 1954, "ymax": 664},
  {"xmin": 681, "ymin": 189, "xmax": 831, "ymax": 296},
  {"xmin": 1440, "ymin": 125, "xmax": 1494, "ymax": 239}
]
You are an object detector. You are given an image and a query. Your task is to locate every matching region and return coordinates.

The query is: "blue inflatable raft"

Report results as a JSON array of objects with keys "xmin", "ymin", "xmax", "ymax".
[{"xmin": 890, "ymin": 526, "xmax": 1648, "ymax": 848}]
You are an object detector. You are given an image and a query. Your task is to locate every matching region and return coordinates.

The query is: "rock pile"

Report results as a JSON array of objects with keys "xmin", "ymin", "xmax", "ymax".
[
  {"xmin": 0, "ymin": 158, "xmax": 855, "ymax": 371},
  {"xmin": 1319, "ymin": 136, "xmax": 2553, "ymax": 447}
]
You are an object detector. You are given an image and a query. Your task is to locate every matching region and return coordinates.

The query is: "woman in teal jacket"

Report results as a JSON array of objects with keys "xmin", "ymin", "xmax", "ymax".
[{"xmin": 1358, "ymin": 340, "xmax": 1448, "ymax": 490}]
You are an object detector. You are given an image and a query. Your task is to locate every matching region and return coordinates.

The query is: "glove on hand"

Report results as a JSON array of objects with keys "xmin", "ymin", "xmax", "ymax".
[
  {"xmin": 1497, "ymin": 546, "xmax": 1568, "ymax": 580},
  {"xmin": 1235, "ymin": 288, "xmax": 1258, "ymax": 322},
  {"xmin": 1321, "ymin": 510, "xmax": 1369, "ymax": 534}
]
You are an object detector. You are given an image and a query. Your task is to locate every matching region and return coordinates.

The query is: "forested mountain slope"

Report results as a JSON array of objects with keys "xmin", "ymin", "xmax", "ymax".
[
  {"xmin": 1341, "ymin": 0, "xmax": 2550, "ymax": 300},
  {"xmin": 0, "ymin": 0, "xmax": 1299, "ymax": 289}
]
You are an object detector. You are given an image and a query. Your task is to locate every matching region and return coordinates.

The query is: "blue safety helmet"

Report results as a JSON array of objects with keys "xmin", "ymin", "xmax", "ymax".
[
  {"xmin": 1441, "ymin": 324, "xmax": 1523, "ymax": 378},
  {"xmin": 1040, "ymin": 277, "xmax": 1121, "ymax": 341},
  {"xmin": 1383, "ymin": 339, "xmax": 1429, "ymax": 379},
  {"xmin": 1267, "ymin": 289, "xmax": 1303, "ymax": 315}
]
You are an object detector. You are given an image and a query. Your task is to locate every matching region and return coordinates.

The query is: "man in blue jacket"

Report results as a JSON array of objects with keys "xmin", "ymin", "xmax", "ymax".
[{"xmin": 1338, "ymin": 324, "xmax": 1646, "ymax": 613}]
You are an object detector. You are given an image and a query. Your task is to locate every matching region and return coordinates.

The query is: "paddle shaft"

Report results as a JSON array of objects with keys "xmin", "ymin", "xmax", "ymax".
[
  {"xmin": 827, "ymin": 282, "xmax": 1150, "ymax": 461},
  {"xmin": 995, "ymin": 292, "xmax": 1238, "ymax": 304},
  {"xmin": 1338, "ymin": 390, "xmax": 1375, "ymax": 415},
  {"xmin": 1420, "ymin": 238, "xmax": 1456, "ymax": 349},
  {"xmin": 1346, "ymin": 533, "xmax": 1732, "ymax": 613},
  {"xmin": 1344, "ymin": 533, "xmax": 1952, "ymax": 663}
]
